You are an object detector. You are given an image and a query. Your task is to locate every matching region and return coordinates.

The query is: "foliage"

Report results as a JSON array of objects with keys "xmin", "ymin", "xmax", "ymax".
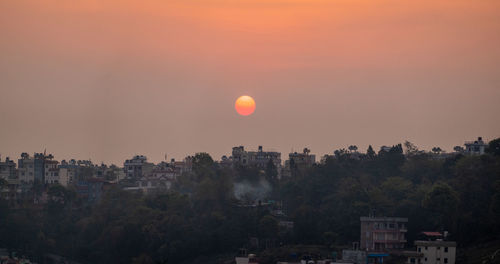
[{"xmin": 1, "ymin": 140, "xmax": 500, "ymax": 263}]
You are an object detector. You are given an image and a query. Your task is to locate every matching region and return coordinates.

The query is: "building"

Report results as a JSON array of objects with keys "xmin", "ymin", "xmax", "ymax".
[
  {"xmin": 283, "ymin": 148, "xmax": 316, "ymax": 177},
  {"xmin": 123, "ymin": 155, "xmax": 154, "ymax": 179},
  {"xmin": 231, "ymin": 146, "xmax": 281, "ymax": 169},
  {"xmin": 58, "ymin": 160, "xmax": 79, "ymax": 186},
  {"xmin": 44, "ymin": 160, "xmax": 59, "ymax": 184},
  {"xmin": 464, "ymin": 137, "xmax": 488, "ymax": 155},
  {"xmin": 18, "ymin": 152, "xmax": 55, "ymax": 184},
  {"xmin": 286, "ymin": 148, "xmax": 316, "ymax": 168},
  {"xmin": 414, "ymin": 240, "xmax": 456, "ymax": 264},
  {"xmin": 360, "ymin": 216, "xmax": 408, "ymax": 251},
  {"xmin": 123, "ymin": 176, "xmax": 172, "ymax": 194},
  {"xmin": 0, "ymin": 157, "xmax": 16, "ymax": 183},
  {"xmin": 76, "ymin": 178, "xmax": 106, "ymax": 204}
]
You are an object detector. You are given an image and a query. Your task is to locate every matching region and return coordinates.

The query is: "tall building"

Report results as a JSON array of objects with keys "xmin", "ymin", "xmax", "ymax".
[
  {"xmin": 286, "ymin": 148, "xmax": 316, "ymax": 168},
  {"xmin": 123, "ymin": 155, "xmax": 154, "ymax": 179},
  {"xmin": 0, "ymin": 157, "xmax": 16, "ymax": 183},
  {"xmin": 18, "ymin": 152, "xmax": 55, "ymax": 184},
  {"xmin": 231, "ymin": 146, "xmax": 281, "ymax": 169},
  {"xmin": 283, "ymin": 148, "xmax": 316, "ymax": 177},
  {"xmin": 464, "ymin": 137, "xmax": 488, "ymax": 155},
  {"xmin": 44, "ymin": 159, "xmax": 59, "ymax": 184},
  {"xmin": 360, "ymin": 216, "xmax": 408, "ymax": 251}
]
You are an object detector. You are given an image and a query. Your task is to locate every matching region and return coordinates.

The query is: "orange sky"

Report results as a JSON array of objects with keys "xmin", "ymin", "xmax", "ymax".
[{"xmin": 1, "ymin": 0, "xmax": 499, "ymax": 164}]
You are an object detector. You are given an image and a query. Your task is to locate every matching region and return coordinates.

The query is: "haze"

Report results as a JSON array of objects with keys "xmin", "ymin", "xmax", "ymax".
[{"xmin": 1, "ymin": 0, "xmax": 499, "ymax": 164}]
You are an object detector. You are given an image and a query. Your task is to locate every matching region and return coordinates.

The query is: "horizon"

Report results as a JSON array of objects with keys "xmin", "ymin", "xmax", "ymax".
[{"xmin": 0, "ymin": 135, "xmax": 491, "ymax": 165}]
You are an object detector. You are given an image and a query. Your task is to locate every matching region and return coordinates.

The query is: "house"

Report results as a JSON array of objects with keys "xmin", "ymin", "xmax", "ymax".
[
  {"xmin": 360, "ymin": 216, "xmax": 408, "ymax": 251},
  {"xmin": 464, "ymin": 137, "xmax": 488, "ymax": 155},
  {"xmin": 231, "ymin": 146, "xmax": 281, "ymax": 169},
  {"xmin": 414, "ymin": 240, "xmax": 456, "ymax": 264}
]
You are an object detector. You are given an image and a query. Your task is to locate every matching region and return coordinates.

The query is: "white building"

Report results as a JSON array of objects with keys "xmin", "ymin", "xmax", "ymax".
[
  {"xmin": 414, "ymin": 240, "xmax": 456, "ymax": 264},
  {"xmin": 44, "ymin": 160, "xmax": 59, "ymax": 184},
  {"xmin": 464, "ymin": 137, "xmax": 488, "ymax": 155}
]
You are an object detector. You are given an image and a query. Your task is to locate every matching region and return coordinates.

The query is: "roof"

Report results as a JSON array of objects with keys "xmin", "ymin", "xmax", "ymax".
[
  {"xmin": 414, "ymin": 240, "xmax": 457, "ymax": 247},
  {"xmin": 421, "ymin": 231, "xmax": 443, "ymax": 237},
  {"xmin": 360, "ymin": 216, "xmax": 408, "ymax": 222}
]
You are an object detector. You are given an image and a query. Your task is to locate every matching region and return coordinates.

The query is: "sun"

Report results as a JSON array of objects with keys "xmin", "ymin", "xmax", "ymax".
[{"xmin": 235, "ymin": 95, "xmax": 256, "ymax": 116}]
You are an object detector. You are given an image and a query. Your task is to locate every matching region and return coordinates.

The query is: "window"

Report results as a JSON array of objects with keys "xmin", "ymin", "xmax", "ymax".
[
  {"xmin": 418, "ymin": 247, "xmax": 421, "ymax": 252},
  {"xmin": 444, "ymin": 247, "xmax": 448, "ymax": 252},
  {"xmin": 425, "ymin": 246, "xmax": 428, "ymax": 250},
  {"xmin": 410, "ymin": 258, "xmax": 415, "ymax": 264},
  {"xmin": 437, "ymin": 258, "xmax": 440, "ymax": 261},
  {"xmin": 444, "ymin": 258, "xmax": 448, "ymax": 263},
  {"xmin": 425, "ymin": 257, "xmax": 427, "ymax": 261}
]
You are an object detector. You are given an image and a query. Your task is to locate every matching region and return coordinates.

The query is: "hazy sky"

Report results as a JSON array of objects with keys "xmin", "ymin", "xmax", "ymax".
[{"xmin": 1, "ymin": 0, "xmax": 499, "ymax": 165}]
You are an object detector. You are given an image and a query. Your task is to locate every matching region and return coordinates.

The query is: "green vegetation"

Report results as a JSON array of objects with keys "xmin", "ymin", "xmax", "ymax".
[{"xmin": 1, "ymin": 141, "xmax": 500, "ymax": 263}]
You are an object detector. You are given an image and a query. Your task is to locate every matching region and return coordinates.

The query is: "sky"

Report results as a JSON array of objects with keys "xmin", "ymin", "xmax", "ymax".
[{"xmin": 1, "ymin": 0, "xmax": 500, "ymax": 165}]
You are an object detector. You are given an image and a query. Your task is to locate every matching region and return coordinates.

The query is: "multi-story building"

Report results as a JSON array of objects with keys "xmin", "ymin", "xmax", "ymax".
[
  {"xmin": 44, "ymin": 160, "xmax": 60, "ymax": 184},
  {"xmin": 123, "ymin": 155, "xmax": 154, "ymax": 179},
  {"xmin": 18, "ymin": 152, "xmax": 54, "ymax": 184},
  {"xmin": 58, "ymin": 159, "xmax": 79, "ymax": 186},
  {"xmin": 231, "ymin": 146, "xmax": 281, "ymax": 169},
  {"xmin": 286, "ymin": 148, "xmax": 316, "ymax": 168},
  {"xmin": 150, "ymin": 161, "xmax": 176, "ymax": 180},
  {"xmin": 360, "ymin": 216, "xmax": 408, "ymax": 251},
  {"xmin": 283, "ymin": 148, "xmax": 315, "ymax": 177},
  {"xmin": 0, "ymin": 157, "xmax": 17, "ymax": 183},
  {"xmin": 464, "ymin": 137, "xmax": 488, "ymax": 155},
  {"xmin": 414, "ymin": 240, "xmax": 456, "ymax": 264}
]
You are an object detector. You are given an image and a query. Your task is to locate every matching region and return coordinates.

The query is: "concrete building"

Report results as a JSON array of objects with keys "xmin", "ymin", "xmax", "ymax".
[
  {"xmin": 232, "ymin": 146, "xmax": 281, "ymax": 169},
  {"xmin": 360, "ymin": 216, "xmax": 408, "ymax": 251},
  {"xmin": 464, "ymin": 137, "xmax": 488, "ymax": 155},
  {"xmin": 123, "ymin": 155, "xmax": 154, "ymax": 179},
  {"xmin": 123, "ymin": 176, "xmax": 172, "ymax": 194},
  {"xmin": 58, "ymin": 167, "xmax": 75, "ymax": 187},
  {"xmin": 286, "ymin": 148, "xmax": 316, "ymax": 168},
  {"xmin": 414, "ymin": 240, "xmax": 456, "ymax": 264},
  {"xmin": 0, "ymin": 157, "xmax": 17, "ymax": 183},
  {"xmin": 18, "ymin": 152, "xmax": 54, "ymax": 184},
  {"xmin": 44, "ymin": 160, "xmax": 60, "ymax": 184}
]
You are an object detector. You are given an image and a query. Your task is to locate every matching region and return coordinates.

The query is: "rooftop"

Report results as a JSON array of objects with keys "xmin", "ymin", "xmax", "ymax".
[
  {"xmin": 414, "ymin": 240, "xmax": 457, "ymax": 247},
  {"xmin": 360, "ymin": 216, "xmax": 408, "ymax": 222}
]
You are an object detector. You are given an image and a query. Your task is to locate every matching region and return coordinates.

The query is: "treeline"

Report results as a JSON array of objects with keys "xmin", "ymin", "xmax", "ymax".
[{"xmin": 0, "ymin": 139, "xmax": 499, "ymax": 263}]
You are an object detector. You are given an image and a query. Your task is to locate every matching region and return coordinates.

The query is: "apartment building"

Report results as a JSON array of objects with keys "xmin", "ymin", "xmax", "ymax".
[{"xmin": 360, "ymin": 216, "xmax": 408, "ymax": 251}]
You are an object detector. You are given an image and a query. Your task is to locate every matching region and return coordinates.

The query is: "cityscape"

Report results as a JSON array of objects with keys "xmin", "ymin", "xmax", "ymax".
[
  {"xmin": 0, "ymin": 136, "xmax": 498, "ymax": 263},
  {"xmin": 1, "ymin": 0, "xmax": 500, "ymax": 264}
]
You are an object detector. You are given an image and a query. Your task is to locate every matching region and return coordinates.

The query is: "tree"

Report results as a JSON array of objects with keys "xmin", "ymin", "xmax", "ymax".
[
  {"xmin": 259, "ymin": 215, "xmax": 279, "ymax": 239},
  {"xmin": 348, "ymin": 145, "xmax": 358, "ymax": 153},
  {"xmin": 265, "ymin": 159, "xmax": 278, "ymax": 185},
  {"xmin": 453, "ymin": 146, "xmax": 464, "ymax": 153},
  {"xmin": 423, "ymin": 183, "xmax": 459, "ymax": 230},
  {"xmin": 486, "ymin": 138, "xmax": 500, "ymax": 156},
  {"xmin": 431, "ymin": 147, "xmax": 443, "ymax": 154},
  {"xmin": 404, "ymin": 141, "xmax": 419, "ymax": 155},
  {"xmin": 192, "ymin": 152, "xmax": 215, "ymax": 181},
  {"xmin": 366, "ymin": 145, "xmax": 376, "ymax": 158}
]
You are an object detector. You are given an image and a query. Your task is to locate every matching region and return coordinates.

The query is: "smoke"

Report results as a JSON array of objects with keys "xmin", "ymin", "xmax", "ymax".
[{"xmin": 233, "ymin": 177, "xmax": 271, "ymax": 202}]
